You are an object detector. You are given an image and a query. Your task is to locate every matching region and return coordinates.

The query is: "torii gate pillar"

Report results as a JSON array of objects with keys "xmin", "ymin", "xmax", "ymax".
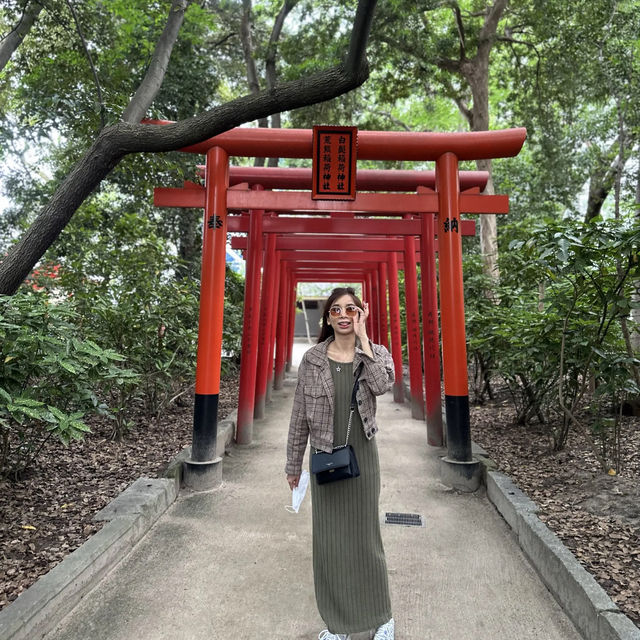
[
  {"xmin": 183, "ymin": 146, "xmax": 227, "ymax": 490},
  {"xmin": 436, "ymin": 152, "xmax": 480, "ymax": 491}
]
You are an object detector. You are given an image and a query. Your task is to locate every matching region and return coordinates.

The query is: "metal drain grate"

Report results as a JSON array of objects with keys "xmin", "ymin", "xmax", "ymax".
[{"xmin": 384, "ymin": 512, "xmax": 424, "ymax": 527}]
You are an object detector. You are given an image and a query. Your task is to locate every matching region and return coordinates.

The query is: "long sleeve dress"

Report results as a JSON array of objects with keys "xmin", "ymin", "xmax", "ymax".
[{"xmin": 310, "ymin": 357, "xmax": 392, "ymax": 635}]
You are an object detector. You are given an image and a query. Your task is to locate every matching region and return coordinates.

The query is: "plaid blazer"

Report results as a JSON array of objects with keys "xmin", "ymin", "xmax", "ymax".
[{"xmin": 285, "ymin": 337, "xmax": 395, "ymax": 476}]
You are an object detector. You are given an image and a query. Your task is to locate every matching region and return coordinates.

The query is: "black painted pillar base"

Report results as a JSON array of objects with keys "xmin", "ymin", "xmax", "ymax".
[
  {"xmin": 444, "ymin": 394, "xmax": 472, "ymax": 461},
  {"xmin": 192, "ymin": 394, "xmax": 219, "ymax": 461},
  {"xmin": 185, "ymin": 393, "xmax": 222, "ymax": 491},
  {"xmin": 440, "ymin": 394, "xmax": 480, "ymax": 491},
  {"xmin": 183, "ymin": 457, "xmax": 223, "ymax": 491},
  {"xmin": 439, "ymin": 456, "xmax": 481, "ymax": 492}
]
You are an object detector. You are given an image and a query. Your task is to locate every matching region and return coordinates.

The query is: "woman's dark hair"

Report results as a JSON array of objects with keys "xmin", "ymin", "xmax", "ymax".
[{"xmin": 317, "ymin": 287, "xmax": 364, "ymax": 343}]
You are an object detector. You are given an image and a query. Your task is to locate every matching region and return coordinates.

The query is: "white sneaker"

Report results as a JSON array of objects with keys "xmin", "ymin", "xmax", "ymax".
[
  {"xmin": 373, "ymin": 617, "xmax": 395, "ymax": 640},
  {"xmin": 318, "ymin": 630, "xmax": 350, "ymax": 640}
]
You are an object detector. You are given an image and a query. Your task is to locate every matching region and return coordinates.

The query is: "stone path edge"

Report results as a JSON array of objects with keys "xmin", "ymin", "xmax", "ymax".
[
  {"xmin": 0, "ymin": 412, "xmax": 237, "ymax": 640},
  {"xmin": 475, "ymin": 449, "xmax": 640, "ymax": 640}
]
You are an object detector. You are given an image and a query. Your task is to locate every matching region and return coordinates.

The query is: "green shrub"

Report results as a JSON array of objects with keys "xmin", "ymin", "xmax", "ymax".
[
  {"xmin": 55, "ymin": 206, "xmax": 246, "ymax": 426},
  {"xmin": 466, "ymin": 215, "xmax": 640, "ymax": 464},
  {"xmin": 222, "ymin": 266, "xmax": 245, "ymax": 375},
  {"xmin": 0, "ymin": 290, "xmax": 138, "ymax": 478}
]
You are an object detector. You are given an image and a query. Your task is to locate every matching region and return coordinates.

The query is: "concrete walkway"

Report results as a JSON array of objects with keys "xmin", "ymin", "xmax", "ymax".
[{"xmin": 44, "ymin": 342, "xmax": 581, "ymax": 640}]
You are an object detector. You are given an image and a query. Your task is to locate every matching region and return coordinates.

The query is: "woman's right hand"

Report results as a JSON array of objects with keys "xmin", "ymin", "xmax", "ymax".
[{"xmin": 287, "ymin": 474, "xmax": 300, "ymax": 490}]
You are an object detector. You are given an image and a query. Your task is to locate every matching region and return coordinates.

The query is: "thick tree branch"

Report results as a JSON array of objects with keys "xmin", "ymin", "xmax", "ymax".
[
  {"xmin": 265, "ymin": 0, "xmax": 298, "ymax": 92},
  {"xmin": 344, "ymin": 0, "xmax": 376, "ymax": 78},
  {"xmin": 452, "ymin": 3, "xmax": 466, "ymax": 60},
  {"xmin": 0, "ymin": 0, "xmax": 377, "ymax": 295},
  {"xmin": 437, "ymin": 74, "xmax": 472, "ymax": 125},
  {"xmin": 0, "ymin": 0, "xmax": 43, "ymax": 73},
  {"xmin": 435, "ymin": 56, "xmax": 462, "ymax": 74},
  {"xmin": 479, "ymin": 0, "xmax": 508, "ymax": 43},
  {"xmin": 121, "ymin": 0, "xmax": 189, "ymax": 124},
  {"xmin": 453, "ymin": 95, "xmax": 473, "ymax": 127}
]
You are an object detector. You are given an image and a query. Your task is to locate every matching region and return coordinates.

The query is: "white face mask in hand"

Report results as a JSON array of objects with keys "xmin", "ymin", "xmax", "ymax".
[{"xmin": 285, "ymin": 470, "xmax": 310, "ymax": 513}]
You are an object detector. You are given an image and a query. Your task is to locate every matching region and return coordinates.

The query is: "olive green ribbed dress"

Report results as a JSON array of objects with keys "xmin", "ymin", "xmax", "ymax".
[{"xmin": 310, "ymin": 359, "xmax": 392, "ymax": 635}]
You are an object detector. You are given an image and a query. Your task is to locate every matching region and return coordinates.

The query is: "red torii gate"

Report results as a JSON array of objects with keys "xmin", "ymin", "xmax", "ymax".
[
  {"xmin": 157, "ymin": 184, "xmax": 480, "ymax": 438},
  {"xmin": 267, "ymin": 227, "xmax": 477, "ymax": 449},
  {"xmin": 152, "ymin": 124, "xmax": 526, "ymax": 492},
  {"xmin": 246, "ymin": 248, "xmax": 404, "ymax": 401},
  {"xmin": 229, "ymin": 226, "xmax": 479, "ymax": 428},
  {"xmin": 157, "ymin": 179, "xmax": 478, "ymax": 446},
  {"xmin": 157, "ymin": 165, "xmax": 488, "ymax": 425}
]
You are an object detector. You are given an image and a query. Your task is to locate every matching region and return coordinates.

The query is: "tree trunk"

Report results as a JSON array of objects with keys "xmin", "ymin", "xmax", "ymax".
[
  {"xmin": 240, "ymin": 0, "xmax": 269, "ymax": 166},
  {"xmin": 0, "ymin": 130, "xmax": 122, "ymax": 294},
  {"xmin": 443, "ymin": 0, "xmax": 508, "ymax": 292},
  {"xmin": 0, "ymin": 1, "xmax": 43, "ymax": 73},
  {"xmin": 477, "ymin": 172, "xmax": 500, "ymax": 286},
  {"xmin": 631, "ymin": 166, "xmax": 640, "ymax": 352},
  {"xmin": 265, "ymin": 0, "xmax": 298, "ymax": 167},
  {"xmin": 0, "ymin": 0, "xmax": 378, "ymax": 295},
  {"xmin": 461, "ymin": 1, "xmax": 507, "ymax": 289},
  {"xmin": 584, "ymin": 135, "xmax": 635, "ymax": 222}
]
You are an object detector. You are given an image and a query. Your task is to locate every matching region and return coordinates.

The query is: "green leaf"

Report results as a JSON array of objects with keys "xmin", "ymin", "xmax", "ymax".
[
  {"xmin": 72, "ymin": 421, "xmax": 91, "ymax": 433},
  {"xmin": 47, "ymin": 405, "xmax": 67, "ymax": 421},
  {"xmin": 9, "ymin": 404, "xmax": 47, "ymax": 420},
  {"xmin": 59, "ymin": 360, "xmax": 77, "ymax": 374},
  {"xmin": 14, "ymin": 398, "xmax": 45, "ymax": 408}
]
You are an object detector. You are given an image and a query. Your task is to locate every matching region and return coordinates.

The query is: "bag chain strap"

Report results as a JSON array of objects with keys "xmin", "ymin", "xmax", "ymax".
[
  {"xmin": 335, "ymin": 362, "xmax": 363, "ymax": 450},
  {"xmin": 313, "ymin": 362, "xmax": 364, "ymax": 455}
]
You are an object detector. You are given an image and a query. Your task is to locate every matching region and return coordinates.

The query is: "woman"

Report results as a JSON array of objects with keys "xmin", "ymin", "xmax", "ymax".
[{"xmin": 286, "ymin": 287, "xmax": 395, "ymax": 640}]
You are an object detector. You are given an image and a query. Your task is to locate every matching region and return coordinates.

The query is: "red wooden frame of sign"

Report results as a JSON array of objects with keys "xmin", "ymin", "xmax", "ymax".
[{"xmin": 312, "ymin": 125, "xmax": 357, "ymax": 200}]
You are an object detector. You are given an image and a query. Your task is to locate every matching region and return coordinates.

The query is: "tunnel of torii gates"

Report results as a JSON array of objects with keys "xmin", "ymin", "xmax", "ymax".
[{"xmin": 152, "ymin": 124, "xmax": 526, "ymax": 491}]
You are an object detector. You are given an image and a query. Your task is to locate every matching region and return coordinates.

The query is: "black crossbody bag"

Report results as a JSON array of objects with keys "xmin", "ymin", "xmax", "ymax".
[{"xmin": 311, "ymin": 363, "xmax": 363, "ymax": 485}]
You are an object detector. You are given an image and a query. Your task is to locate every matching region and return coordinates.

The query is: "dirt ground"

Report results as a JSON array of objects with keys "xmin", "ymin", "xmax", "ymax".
[
  {"xmin": 471, "ymin": 397, "xmax": 640, "ymax": 628},
  {"xmin": 1, "ymin": 381, "xmax": 639, "ymax": 631}
]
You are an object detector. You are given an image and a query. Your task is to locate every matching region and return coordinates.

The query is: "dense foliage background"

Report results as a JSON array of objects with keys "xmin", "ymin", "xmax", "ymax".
[{"xmin": 0, "ymin": 0, "xmax": 639, "ymax": 478}]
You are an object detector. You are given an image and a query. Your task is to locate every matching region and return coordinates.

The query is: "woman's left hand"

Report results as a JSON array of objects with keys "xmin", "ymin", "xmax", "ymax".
[{"xmin": 354, "ymin": 302, "xmax": 369, "ymax": 341}]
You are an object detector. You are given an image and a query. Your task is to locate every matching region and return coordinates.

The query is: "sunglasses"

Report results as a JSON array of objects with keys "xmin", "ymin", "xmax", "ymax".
[{"xmin": 329, "ymin": 304, "xmax": 360, "ymax": 318}]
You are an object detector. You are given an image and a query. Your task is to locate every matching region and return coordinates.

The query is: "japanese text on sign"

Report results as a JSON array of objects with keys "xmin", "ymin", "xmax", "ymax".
[{"xmin": 312, "ymin": 126, "xmax": 357, "ymax": 200}]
